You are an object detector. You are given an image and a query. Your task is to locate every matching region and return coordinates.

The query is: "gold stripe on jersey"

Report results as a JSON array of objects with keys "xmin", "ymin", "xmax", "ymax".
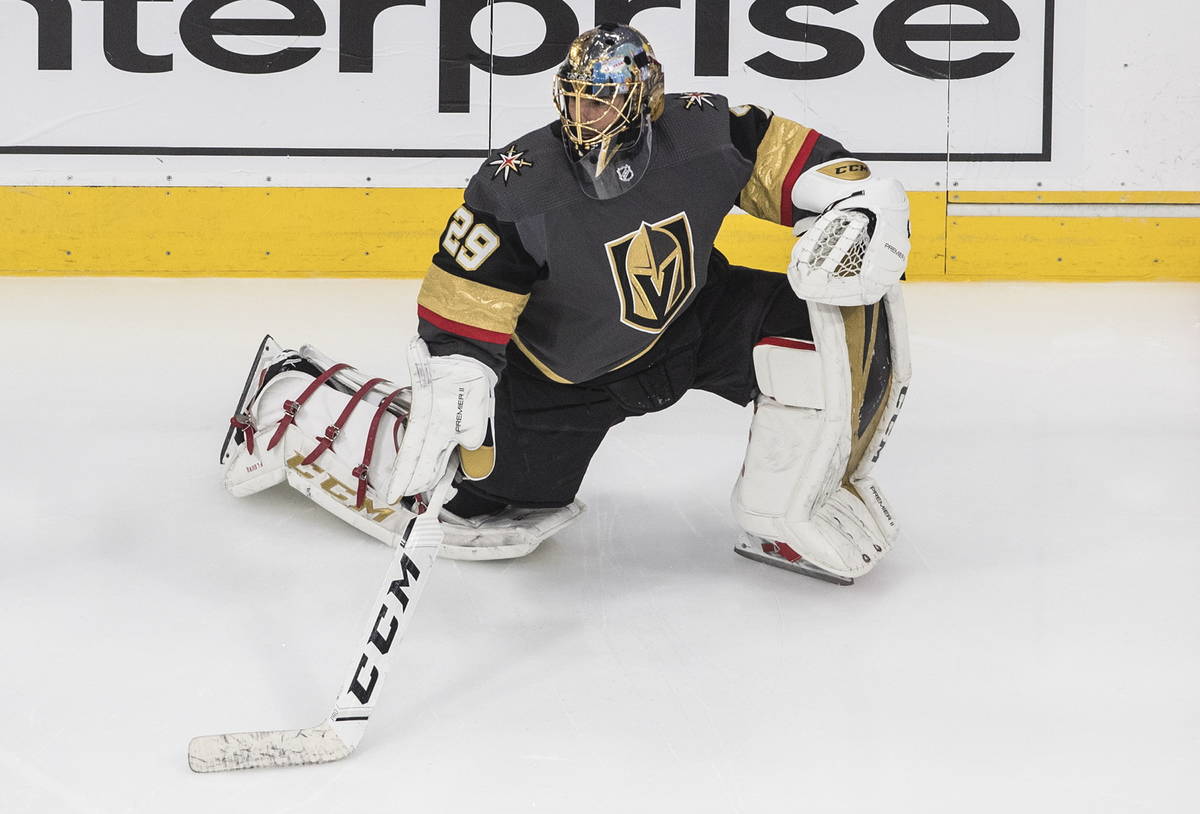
[
  {"xmin": 512, "ymin": 333, "xmax": 574, "ymax": 384},
  {"xmin": 607, "ymin": 332, "xmax": 666, "ymax": 374},
  {"xmin": 513, "ymin": 330, "xmax": 667, "ymax": 384},
  {"xmin": 418, "ymin": 264, "xmax": 530, "ymax": 336},
  {"xmin": 738, "ymin": 117, "xmax": 813, "ymax": 225}
]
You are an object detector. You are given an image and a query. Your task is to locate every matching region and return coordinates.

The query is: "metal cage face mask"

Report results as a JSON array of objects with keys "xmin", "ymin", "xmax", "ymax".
[
  {"xmin": 552, "ymin": 77, "xmax": 645, "ymax": 173},
  {"xmin": 552, "ymin": 24, "xmax": 664, "ymax": 200}
]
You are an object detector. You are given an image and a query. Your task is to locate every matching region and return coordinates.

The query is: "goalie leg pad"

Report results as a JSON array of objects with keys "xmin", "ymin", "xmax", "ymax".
[
  {"xmin": 848, "ymin": 286, "xmax": 911, "ymax": 539},
  {"xmin": 222, "ymin": 341, "xmax": 419, "ymax": 547},
  {"xmin": 731, "ymin": 286, "xmax": 911, "ymax": 581}
]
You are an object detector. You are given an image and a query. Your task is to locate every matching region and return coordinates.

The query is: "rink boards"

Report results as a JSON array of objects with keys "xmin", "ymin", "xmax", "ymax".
[
  {"xmin": 0, "ymin": 186, "xmax": 1196, "ymax": 281},
  {"xmin": 2, "ymin": 1, "xmax": 1198, "ymax": 281}
]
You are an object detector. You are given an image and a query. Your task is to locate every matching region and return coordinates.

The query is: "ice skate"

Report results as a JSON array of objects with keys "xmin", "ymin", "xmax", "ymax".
[{"xmin": 734, "ymin": 533, "xmax": 855, "ymax": 586}]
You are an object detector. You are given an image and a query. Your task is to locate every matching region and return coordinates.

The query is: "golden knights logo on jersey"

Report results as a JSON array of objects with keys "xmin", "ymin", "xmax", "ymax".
[{"xmin": 605, "ymin": 212, "xmax": 697, "ymax": 333}]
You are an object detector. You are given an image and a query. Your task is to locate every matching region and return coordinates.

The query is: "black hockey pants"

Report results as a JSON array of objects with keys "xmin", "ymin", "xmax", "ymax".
[{"xmin": 450, "ymin": 254, "xmax": 812, "ymax": 511}]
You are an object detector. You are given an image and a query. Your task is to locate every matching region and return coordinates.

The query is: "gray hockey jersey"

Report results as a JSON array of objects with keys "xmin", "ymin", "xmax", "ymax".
[{"xmin": 417, "ymin": 93, "xmax": 854, "ymax": 383}]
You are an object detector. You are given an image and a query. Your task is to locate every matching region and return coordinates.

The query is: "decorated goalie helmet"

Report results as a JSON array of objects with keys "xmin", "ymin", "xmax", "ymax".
[{"xmin": 552, "ymin": 23, "xmax": 665, "ymax": 200}]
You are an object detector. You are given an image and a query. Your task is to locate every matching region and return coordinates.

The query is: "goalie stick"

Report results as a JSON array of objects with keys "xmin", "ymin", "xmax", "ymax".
[{"xmin": 187, "ymin": 459, "xmax": 458, "ymax": 772}]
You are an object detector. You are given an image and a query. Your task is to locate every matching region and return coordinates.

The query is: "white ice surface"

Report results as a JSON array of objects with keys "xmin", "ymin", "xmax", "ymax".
[{"xmin": 1, "ymin": 279, "xmax": 1197, "ymax": 813}]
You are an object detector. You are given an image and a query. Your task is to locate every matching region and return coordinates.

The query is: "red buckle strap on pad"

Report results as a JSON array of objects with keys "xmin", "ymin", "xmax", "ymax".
[
  {"xmin": 355, "ymin": 387, "xmax": 406, "ymax": 509},
  {"xmin": 230, "ymin": 413, "xmax": 256, "ymax": 454},
  {"xmin": 266, "ymin": 363, "xmax": 352, "ymax": 451},
  {"xmin": 301, "ymin": 377, "xmax": 387, "ymax": 466}
]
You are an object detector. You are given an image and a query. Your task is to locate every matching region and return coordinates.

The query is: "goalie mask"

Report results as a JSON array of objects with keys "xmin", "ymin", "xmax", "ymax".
[{"xmin": 552, "ymin": 23, "xmax": 664, "ymax": 200}]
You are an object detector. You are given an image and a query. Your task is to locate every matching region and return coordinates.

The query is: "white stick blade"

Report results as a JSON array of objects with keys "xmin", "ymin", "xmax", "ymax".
[{"xmin": 188, "ymin": 720, "xmax": 352, "ymax": 772}]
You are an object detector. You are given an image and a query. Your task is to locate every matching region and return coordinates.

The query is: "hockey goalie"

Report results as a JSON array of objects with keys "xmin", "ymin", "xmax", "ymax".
[{"xmin": 220, "ymin": 23, "xmax": 912, "ymax": 587}]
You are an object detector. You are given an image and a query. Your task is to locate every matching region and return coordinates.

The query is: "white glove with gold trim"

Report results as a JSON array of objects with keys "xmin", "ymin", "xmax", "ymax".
[
  {"xmin": 386, "ymin": 337, "xmax": 496, "ymax": 501},
  {"xmin": 788, "ymin": 175, "xmax": 911, "ymax": 306}
]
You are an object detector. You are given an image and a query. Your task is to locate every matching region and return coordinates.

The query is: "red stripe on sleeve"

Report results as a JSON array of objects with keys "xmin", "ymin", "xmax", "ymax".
[
  {"xmin": 417, "ymin": 305, "xmax": 511, "ymax": 346},
  {"xmin": 779, "ymin": 129, "xmax": 822, "ymax": 226}
]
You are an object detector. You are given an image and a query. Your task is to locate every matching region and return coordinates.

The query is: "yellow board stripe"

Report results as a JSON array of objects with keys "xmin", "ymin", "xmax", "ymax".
[
  {"xmin": 946, "ymin": 215, "xmax": 1200, "ymax": 281},
  {"xmin": 716, "ymin": 191, "xmax": 948, "ymax": 281},
  {"xmin": 0, "ymin": 186, "xmax": 464, "ymax": 277},
  {"xmin": 0, "ymin": 187, "xmax": 1196, "ymax": 281},
  {"xmin": 950, "ymin": 190, "xmax": 1200, "ymax": 204}
]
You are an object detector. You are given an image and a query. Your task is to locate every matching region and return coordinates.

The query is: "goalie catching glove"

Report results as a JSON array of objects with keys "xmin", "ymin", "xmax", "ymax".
[
  {"xmin": 787, "ymin": 162, "xmax": 911, "ymax": 307},
  {"xmin": 385, "ymin": 337, "xmax": 497, "ymax": 501}
]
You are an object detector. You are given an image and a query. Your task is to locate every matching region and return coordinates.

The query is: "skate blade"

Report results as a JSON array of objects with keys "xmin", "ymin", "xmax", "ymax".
[
  {"xmin": 219, "ymin": 334, "xmax": 278, "ymax": 464},
  {"xmin": 733, "ymin": 546, "xmax": 854, "ymax": 586}
]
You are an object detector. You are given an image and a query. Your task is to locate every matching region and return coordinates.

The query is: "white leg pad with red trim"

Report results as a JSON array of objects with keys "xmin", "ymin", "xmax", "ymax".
[
  {"xmin": 224, "ymin": 360, "xmax": 420, "ymax": 548},
  {"xmin": 221, "ymin": 341, "xmax": 577, "ymax": 557},
  {"xmin": 731, "ymin": 286, "xmax": 910, "ymax": 581}
]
